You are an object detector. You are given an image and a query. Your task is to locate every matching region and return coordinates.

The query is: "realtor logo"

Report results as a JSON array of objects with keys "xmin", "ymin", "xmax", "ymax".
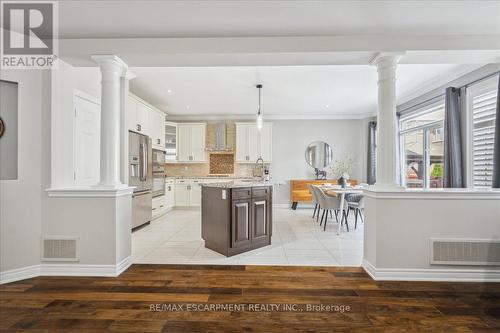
[{"xmin": 1, "ymin": 1, "xmax": 58, "ymax": 68}]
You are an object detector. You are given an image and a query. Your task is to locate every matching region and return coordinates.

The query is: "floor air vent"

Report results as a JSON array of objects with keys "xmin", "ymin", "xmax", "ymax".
[
  {"xmin": 430, "ymin": 239, "xmax": 500, "ymax": 266},
  {"xmin": 42, "ymin": 237, "xmax": 79, "ymax": 261}
]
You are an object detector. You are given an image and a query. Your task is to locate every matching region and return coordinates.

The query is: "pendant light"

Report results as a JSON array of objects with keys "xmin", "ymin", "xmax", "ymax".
[{"xmin": 256, "ymin": 84, "xmax": 263, "ymax": 131}]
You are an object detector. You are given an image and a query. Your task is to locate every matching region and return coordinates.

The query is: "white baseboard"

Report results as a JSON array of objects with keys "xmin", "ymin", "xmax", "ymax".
[
  {"xmin": 363, "ymin": 259, "xmax": 500, "ymax": 282},
  {"xmin": 0, "ymin": 265, "xmax": 41, "ymax": 285},
  {"xmin": 0, "ymin": 256, "xmax": 133, "ymax": 284},
  {"xmin": 115, "ymin": 256, "xmax": 133, "ymax": 275}
]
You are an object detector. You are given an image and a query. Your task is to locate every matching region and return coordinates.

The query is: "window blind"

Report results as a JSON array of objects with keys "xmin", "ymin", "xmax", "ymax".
[{"xmin": 472, "ymin": 89, "xmax": 498, "ymax": 187}]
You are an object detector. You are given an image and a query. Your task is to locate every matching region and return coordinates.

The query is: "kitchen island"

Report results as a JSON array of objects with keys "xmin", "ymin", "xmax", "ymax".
[{"xmin": 201, "ymin": 182, "xmax": 273, "ymax": 256}]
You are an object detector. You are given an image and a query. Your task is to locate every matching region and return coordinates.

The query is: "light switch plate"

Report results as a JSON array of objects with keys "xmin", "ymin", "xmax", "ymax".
[{"xmin": 222, "ymin": 190, "xmax": 226, "ymax": 200}]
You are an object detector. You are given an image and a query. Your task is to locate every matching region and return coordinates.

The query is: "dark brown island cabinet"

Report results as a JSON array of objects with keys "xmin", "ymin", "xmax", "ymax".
[{"xmin": 201, "ymin": 184, "xmax": 273, "ymax": 256}]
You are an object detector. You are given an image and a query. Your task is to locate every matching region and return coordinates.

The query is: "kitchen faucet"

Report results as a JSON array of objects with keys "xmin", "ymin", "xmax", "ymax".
[{"xmin": 254, "ymin": 156, "xmax": 264, "ymax": 180}]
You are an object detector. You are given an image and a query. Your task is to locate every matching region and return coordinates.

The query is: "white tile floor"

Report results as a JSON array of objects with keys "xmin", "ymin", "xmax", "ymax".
[{"xmin": 132, "ymin": 207, "xmax": 363, "ymax": 266}]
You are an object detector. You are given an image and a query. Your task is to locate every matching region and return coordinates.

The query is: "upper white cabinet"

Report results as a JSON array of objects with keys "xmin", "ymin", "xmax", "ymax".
[
  {"xmin": 127, "ymin": 94, "xmax": 166, "ymax": 150},
  {"xmin": 165, "ymin": 122, "xmax": 177, "ymax": 162},
  {"xmin": 135, "ymin": 101, "xmax": 150, "ymax": 134},
  {"xmin": 177, "ymin": 123, "xmax": 206, "ymax": 162},
  {"xmin": 127, "ymin": 96, "xmax": 149, "ymax": 134},
  {"xmin": 236, "ymin": 122, "xmax": 272, "ymax": 163},
  {"xmin": 149, "ymin": 109, "xmax": 165, "ymax": 149}
]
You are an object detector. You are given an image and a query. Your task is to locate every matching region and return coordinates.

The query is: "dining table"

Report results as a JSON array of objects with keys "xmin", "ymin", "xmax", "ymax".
[{"xmin": 319, "ymin": 185, "xmax": 364, "ymax": 235}]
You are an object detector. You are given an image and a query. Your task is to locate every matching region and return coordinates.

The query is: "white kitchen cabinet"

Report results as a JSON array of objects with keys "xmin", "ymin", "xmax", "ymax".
[
  {"xmin": 235, "ymin": 124, "xmax": 248, "ymax": 162},
  {"xmin": 177, "ymin": 123, "xmax": 206, "ymax": 162},
  {"xmin": 152, "ymin": 196, "xmax": 166, "ymax": 220},
  {"xmin": 149, "ymin": 109, "xmax": 165, "ymax": 149},
  {"xmin": 127, "ymin": 94, "xmax": 166, "ymax": 148},
  {"xmin": 235, "ymin": 122, "xmax": 272, "ymax": 163},
  {"xmin": 174, "ymin": 184, "xmax": 190, "ymax": 206},
  {"xmin": 190, "ymin": 181, "xmax": 202, "ymax": 206},
  {"xmin": 174, "ymin": 179, "xmax": 201, "ymax": 207},
  {"xmin": 135, "ymin": 101, "xmax": 150, "ymax": 134},
  {"xmin": 165, "ymin": 122, "xmax": 177, "ymax": 162},
  {"xmin": 177, "ymin": 125, "xmax": 191, "ymax": 162},
  {"xmin": 164, "ymin": 179, "xmax": 175, "ymax": 210}
]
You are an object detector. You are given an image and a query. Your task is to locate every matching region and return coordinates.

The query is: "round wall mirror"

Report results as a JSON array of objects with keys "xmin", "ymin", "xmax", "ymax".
[{"xmin": 305, "ymin": 141, "xmax": 333, "ymax": 169}]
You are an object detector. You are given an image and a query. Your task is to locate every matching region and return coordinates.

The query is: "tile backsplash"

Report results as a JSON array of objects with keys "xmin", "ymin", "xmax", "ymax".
[
  {"xmin": 209, "ymin": 153, "xmax": 234, "ymax": 174},
  {"xmin": 166, "ymin": 161, "xmax": 255, "ymax": 178},
  {"xmin": 165, "ymin": 121, "xmax": 257, "ymax": 177}
]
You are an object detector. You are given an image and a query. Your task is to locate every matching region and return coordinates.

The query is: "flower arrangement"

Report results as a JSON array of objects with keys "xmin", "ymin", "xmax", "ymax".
[{"xmin": 330, "ymin": 154, "xmax": 357, "ymax": 180}]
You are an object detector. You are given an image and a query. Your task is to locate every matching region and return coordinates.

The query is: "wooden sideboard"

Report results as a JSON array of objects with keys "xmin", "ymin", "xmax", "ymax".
[{"xmin": 290, "ymin": 179, "xmax": 358, "ymax": 209}]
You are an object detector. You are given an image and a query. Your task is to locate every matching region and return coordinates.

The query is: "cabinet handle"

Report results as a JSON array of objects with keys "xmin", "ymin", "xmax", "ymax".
[{"xmin": 136, "ymin": 124, "xmax": 141, "ymax": 131}]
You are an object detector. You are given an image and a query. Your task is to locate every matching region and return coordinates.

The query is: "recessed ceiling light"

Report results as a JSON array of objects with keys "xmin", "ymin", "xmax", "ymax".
[
  {"xmin": 186, "ymin": 105, "xmax": 190, "ymax": 110},
  {"xmin": 325, "ymin": 104, "xmax": 330, "ymax": 108},
  {"xmin": 167, "ymin": 89, "xmax": 172, "ymax": 93}
]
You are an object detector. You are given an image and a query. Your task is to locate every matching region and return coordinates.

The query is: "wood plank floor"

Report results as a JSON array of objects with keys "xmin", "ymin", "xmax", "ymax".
[{"xmin": 0, "ymin": 264, "xmax": 499, "ymax": 332}]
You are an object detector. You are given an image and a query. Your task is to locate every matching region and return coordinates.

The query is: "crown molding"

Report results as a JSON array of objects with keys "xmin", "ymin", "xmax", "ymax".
[{"xmin": 166, "ymin": 112, "xmax": 375, "ymax": 121}]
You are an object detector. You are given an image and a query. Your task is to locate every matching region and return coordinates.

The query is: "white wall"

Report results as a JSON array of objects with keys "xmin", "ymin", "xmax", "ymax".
[
  {"xmin": 363, "ymin": 190, "xmax": 500, "ymax": 281},
  {"xmin": 50, "ymin": 60, "xmax": 101, "ymax": 188},
  {"xmin": 44, "ymin": 194, "xmax": 131, "ymax": 266},
  {"xmin": 0, "ymin": 69, "xmax": 50, "ymax": 272},
  {"xmin": 270, "ymin": 119, "xmax": 367, "ymax": 205}
]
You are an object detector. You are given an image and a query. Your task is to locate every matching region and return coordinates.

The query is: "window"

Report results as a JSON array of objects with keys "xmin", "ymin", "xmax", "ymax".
[
  {"xmin": 467, "ymin": 75, "xmax": 498, "ymax": 188},
  {"xmin": 399, "ymin": 99, "xmax": 445, "ymax": 188}
]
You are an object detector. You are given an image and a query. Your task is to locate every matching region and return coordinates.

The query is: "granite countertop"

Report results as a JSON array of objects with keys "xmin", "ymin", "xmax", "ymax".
[{"xmin": 201, "ymin": 181, "xmax": 274, "ymax": 188}]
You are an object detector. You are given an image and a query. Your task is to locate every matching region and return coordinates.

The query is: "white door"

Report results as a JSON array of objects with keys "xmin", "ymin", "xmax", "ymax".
[
  {"xmin": 190, "ymin": 182, "xmax": 202, "ymax": 206},
  {"xmin": 247, "ymin": 124, "xmax": 260, "ymax": 162},
  {"xmin": 236, "ymin": 123, "xmax": 248, "ymax": 162},
  {"xmin": 190, "ymin": 124, "xmax": 205, "ymax": 162},
  {"xmin": 177, "ymin": 124, "xmax": 191, "ymax": 161},
  {"xmin": 260, "ymin": 123, "xmax": 273, "ymax": 162},
  {"xmin": 74, "ymin": 94, "xmax": 100, "ymax": 185}
]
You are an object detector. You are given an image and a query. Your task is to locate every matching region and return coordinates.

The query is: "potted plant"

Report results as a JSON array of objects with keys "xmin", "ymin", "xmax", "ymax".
[{"xmin": 330, "ymin": 154, "xmax": 356, "ymax": 188}]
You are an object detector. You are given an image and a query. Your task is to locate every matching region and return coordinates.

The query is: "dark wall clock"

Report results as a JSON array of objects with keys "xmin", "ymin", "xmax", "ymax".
[{"xmin": 0, "ymin": 117, "xmax": 4, "ymax": 138}]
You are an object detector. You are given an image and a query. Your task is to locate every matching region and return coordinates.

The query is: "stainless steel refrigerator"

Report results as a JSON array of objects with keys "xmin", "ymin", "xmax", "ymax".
[{"xmin": 129, "ymin": 131, "xmax": 153, "ymax": 229}]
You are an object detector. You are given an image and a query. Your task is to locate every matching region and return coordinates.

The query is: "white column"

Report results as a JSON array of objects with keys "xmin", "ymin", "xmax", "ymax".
[
  {"xmin": 91, "ymin": 55, "xmax": 128, "ymax": 188},
  {"xmin": 370, "ymin": 52, "xmax": 405, "ymax": 190}
]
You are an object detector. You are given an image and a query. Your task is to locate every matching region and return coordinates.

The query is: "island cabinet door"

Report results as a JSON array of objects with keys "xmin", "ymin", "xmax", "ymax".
[
  {"xmin": 251, "ymin": 198, "xmax": 270, "ymax": 242},
  {"xmin": 231, "ymin": 199, "xmax": 252, "ymax": 248}
]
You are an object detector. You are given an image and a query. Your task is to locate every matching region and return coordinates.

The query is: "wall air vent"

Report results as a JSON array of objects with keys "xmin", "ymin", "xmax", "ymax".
[
  {"xmin": 42, "ymin": 237, "xmax": 79, "ymax": 261},
  {"xmin": 430, "ymin": 238, "xmax": 500, "ymax": 266}
]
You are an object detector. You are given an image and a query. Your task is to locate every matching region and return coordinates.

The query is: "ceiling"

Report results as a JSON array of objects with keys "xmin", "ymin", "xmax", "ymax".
[
  {"xmin": 59, "ymin": 1, "xmax": 500, "ymax": 38},
  {"xmin": 129, "ymin": 64, "xmax": 481, "ymax": 118},
  {"xmin": 56, "ymin": 0, "xmax": 496, "ymax": 118}
]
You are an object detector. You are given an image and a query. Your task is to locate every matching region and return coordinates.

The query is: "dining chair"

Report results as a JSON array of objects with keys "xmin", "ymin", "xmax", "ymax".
[
  {"xmin": 347, "ymin": 195, "xmax": 365, "ymax": 229},
  {"xmin": 314, "ymin": 186, "xmax": 349, "ymax": 231},
  {"xmin": 307, "ymin": 184, "xmax": 319, "ymax": 219},
  {"xmin": 311, "ymin": 185, "xmax": 325, "ymax": 223}
]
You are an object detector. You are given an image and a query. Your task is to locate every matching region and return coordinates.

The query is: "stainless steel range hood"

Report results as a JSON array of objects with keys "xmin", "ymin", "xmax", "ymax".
[
  {"xmin": 214, "ymin": 122, "xmax": 226, "ymax": 150},
  {"xmin": 207, "ymin": 122, "xmax": 233, "ymax": 152}
]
